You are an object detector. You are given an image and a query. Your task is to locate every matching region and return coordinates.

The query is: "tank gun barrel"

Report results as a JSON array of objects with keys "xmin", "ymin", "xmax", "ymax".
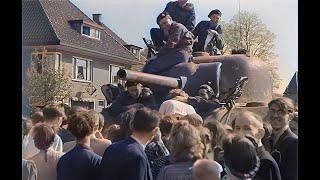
[{"xmin": 117, "ymin": 69, "xmax": 185, "ymax": 88}]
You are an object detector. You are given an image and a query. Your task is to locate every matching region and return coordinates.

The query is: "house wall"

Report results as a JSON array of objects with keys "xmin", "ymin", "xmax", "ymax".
[{"xmin": 22, "ymin": 47, "xmax": 132, "ymax": 114}]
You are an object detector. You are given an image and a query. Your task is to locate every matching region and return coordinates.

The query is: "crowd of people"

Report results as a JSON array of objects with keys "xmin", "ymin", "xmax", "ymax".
[
  {"xmin": 22, "ymin": 1, "xmax": 297, "ymax": 180},
  {"xmin": 22, "ymin": 81, "xmax": 298, "ymax": 180}
]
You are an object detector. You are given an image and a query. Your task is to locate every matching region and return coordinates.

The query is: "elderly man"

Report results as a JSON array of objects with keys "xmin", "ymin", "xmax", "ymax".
[
  {"xmin": 192, "ymin": 9, "xmax": 224, "ymax": 55},
  {"xmin": 143, "ymin": 12, "xmax": 194, "ymax": 75},
  {"xmin": 263, "ymin": 97, "xmax": 298, "ymax": 180},
  {"xmin": 108, "ymin": 81, "xmax": 156, "ymax": 117},
  {"xmin": 233, "ymin": 111, "xmax": 282, "ymax": 180},
  {"xmin": 150, "ymin": 0, "xmax": 195, "ymax": 50}
]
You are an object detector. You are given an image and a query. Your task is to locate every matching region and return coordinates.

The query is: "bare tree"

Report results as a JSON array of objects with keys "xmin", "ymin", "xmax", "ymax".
[
  {"xmin": 221, "ymin": 11, "xmax": 281, "ymax": 91},
  {"xmin": 25, "ymin": 48, "xmax": 72, "ymax": 108}
]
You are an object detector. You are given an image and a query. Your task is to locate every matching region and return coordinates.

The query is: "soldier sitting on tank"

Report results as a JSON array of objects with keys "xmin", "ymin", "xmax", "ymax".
[
  {"xmin": 107, "ymin": 81, "xmax": 156, "ymax": 118},
  {"xmin": 192, "ymin": 9, "xmax": 224, "ymax": 56},
  {"xmin": 149, "ymin": 0, "xmax": 195, "ymax": 51},
  {"xmin": 143, "ymin": 12, "xmax": 194, "ymax": 75}
]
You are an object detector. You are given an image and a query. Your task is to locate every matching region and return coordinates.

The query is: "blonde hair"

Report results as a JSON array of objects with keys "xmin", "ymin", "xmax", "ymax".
[{"xmin": 168, "ymin": 120, "xmax": 204, "ymax": 163}]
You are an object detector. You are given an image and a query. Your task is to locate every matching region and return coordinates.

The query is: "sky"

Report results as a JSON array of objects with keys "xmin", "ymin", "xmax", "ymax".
[{"xmin": 69, "ymin": 0, "xmax": 298, "ymax": 93}]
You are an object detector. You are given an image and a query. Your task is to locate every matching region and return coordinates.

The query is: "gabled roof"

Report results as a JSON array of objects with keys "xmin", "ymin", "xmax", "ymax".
[{"xmin": 22, "ymin": 0, "xmax": 138, "ymax": 61}]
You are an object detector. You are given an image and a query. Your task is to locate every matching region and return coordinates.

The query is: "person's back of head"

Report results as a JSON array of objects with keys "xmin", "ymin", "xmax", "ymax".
[
  {"xmin": 222, "ymin": 134, "xmax": 260, "ymax": 180},
  {"xmin": 196, "ymin": 126, "xmax": 212, "ymax": 159},
  {"xmin": 87, "ymin": 110, "xmax": 100, "ymax": 131},
  {"xmin": 184, "ymin": 113, "xmax": 203, "ymax": 127},
  {"xmin": 168, "ymin": 120, "xmax": 204, "ymax": 163},
  {"xmin": 43, "ymin": 104, "xmax": 66, "ymax": 132},
  {"xmin": 169, "ymin": 88, "xmax": 188, "ymax": 99},
  {"xmin": 132, "ymin": 107, "xmax": 161, "ymax": 133},
  {"xmin": 68, "ymin": 109, "xmax": 96, "ymax": 139},
  {"xmin": 32, "ymin": 123, "xmax": 55, "ymax": 151},
  {"xmin": 204, "ymin": 120, "xmax": 227, "ymax": 148},
  {"xmin": 193, "ymin": 159, "xmax": 222, "ymax": 180},
  {"xmin": 159, "ymin": 115, "xmax": 178, "ymax": 144},
  {"xmin": 30, "ymin": 111, "xmax": 45, "ymax": 126}
]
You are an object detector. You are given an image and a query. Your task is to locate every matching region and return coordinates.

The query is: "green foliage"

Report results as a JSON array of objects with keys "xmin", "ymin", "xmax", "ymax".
[{"xmin": 25, "ymin": 51, "xmax": 72, "ymax": 107}]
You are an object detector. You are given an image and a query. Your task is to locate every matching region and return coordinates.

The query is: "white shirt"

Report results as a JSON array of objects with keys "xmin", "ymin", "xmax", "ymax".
[
  {"xmin": 204, "ymin": 29, "xmax": 216, "ymax": 52},
  {"xmin": 131, "ymin": 135, "xmax": 146, "ymax": 151},
  {"xmin": 159, "ymin": 99, "xmax": 196, "ymax": 116},
  {"xmin": 22, "ymin": 134, "xmax": 63, "ymax": 159}
]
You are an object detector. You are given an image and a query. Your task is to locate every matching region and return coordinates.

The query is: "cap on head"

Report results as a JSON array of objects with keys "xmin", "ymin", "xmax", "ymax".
[
  {"xmin": 157, "ymin": 11, "xmax": 171, "ymax": 25},
  {"xmin": 208, "ymin": 9, "xmax": 222, "ymax": 18}
]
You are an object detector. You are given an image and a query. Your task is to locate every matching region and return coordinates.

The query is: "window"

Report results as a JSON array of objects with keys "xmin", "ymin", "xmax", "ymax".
[
  {"xmin": 109, "ymin": 65, "xmax": 125, "ymax": 85},
  {"xmin": 82, "ymin": 25, "xmax": 100, "ymax": 40},
  {"xmin": 31, "ymin": 52, "xmax": 61, "ymax": 73},
  {"xmin": 98, "ymin": 100, "xmax": 105, "ymax": 108},
  {"xmin": 71, "ymin": 100, "xmax": 94, "ymax": 110},
  {"xmin": 73, "ymin": 57, "xmax": 92, "ymax": 81},
  {"xmin": 91, "ymin": 28, "xmax": 100, "ymax": 39},
  {"xmin": 82, "ymin": 26, "xmax": 90, "ymax": 36}
]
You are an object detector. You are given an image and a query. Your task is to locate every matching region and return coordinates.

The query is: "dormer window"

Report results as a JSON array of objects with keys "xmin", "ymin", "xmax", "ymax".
[{"xmin": 82, "ymin": 25, "xmax": 100, "ymax": 40}]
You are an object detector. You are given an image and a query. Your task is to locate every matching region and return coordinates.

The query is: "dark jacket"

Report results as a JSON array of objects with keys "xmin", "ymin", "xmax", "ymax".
[
  {"xmin": 164, "ymin": 1, "xmax": 195, "ymax": 31},
  {"xmin": 57, "ymin": 144, "xmax": 102, "ymax": 180},
  {"xmin": 108, "ymin": 87, "xmax": 156, "ymax": 117},
  {"xmin": 99, "ymin": 137, "xmax": 153, "ymax": 180},
  {"xmin": 254, "ymin": 145, "xmax": 282, "ymax": 180},
  {"xmin": 192, "ymin": 21, "xmax": 223, "ymax": 53},
  {"xmin": 158, "ymin": 22, "xmax": 194, "ymax": 57},
  {"xmin": 262, "ymin": 128, "xmax": 298, "ymax": 180}
]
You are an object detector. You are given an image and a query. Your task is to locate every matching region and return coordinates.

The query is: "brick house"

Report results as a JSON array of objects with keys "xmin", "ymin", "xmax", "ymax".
[{"xmin": 22, "ymin": 0, "xmax": 143, "ymax": 115}]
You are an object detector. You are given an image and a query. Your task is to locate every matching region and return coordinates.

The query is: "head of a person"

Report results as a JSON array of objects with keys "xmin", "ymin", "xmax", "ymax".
[
  {"xmin": 198, "ymin": 85, "xmax": 214, "ymax": 100},
  {"xmin": 32, "ymin": 123, "xmax": 55, "ymax": 150},
  {"xmin": 116, "ymin": 107, "xmax": 140, "ymax": 141},
  {"xmin": 42, "ymin": 104, "xmax": 66, "ymax": 132},
  {"xmin": 204, "ymin": 120, "xmax": 228, "ymax": 148},
  {"xmin": 157, "ymin": 12, "xmax": 173, "ymax": 33},
  {"xmin": 125, "ymin": 81, "xmax": 142, "ymax": 99},
  {"xmin": 68, "ymin": 109, "xmax": 96, "ymax": 139},
  {"xmin": 159, "ymin": 115, "xmax": 179, "ymax": 144},
  {"xmin": 30, "ymin": 111, "xmax": 45, "ymax": 126},
  {"xmin": 208, "ymin": 9, "xmax": 222, "ymax": 25},
  {"xmin": 196, "ymin": 126, "xmax": 212, "ymax": 159},
  {"xmin": 87, "ymin": 110, "xmax": 101, "ymax": 131},
  {"xmin": 267, "ymin": 97, "xmax": 294, "ymax": 131},
  {"xmin": 67, "ymin": 106, "xmax": 87, "ymax": 119},
  {"xmin": 289, "ymin": 112, "xmax": 298, "ymax": 136},
  {"xmin": 131, "ymin": 107, "xmax": 161, "ymax": 142},
  {"xmin": 98, "ymin": 113, "xmax": 105, "ymax": 132},
  {"xmin": 193, "ymin": 159, "xmax": 222, "ymax": 180},
  {"xmin": 222, "ymin": 134, "xmax": 260, "ymax": 179},
  {"xmin": 168, "ymin": 120, "xmax": 204, "ymax": 163},
  {"xmin": 233, "ymin": 111, "xmax": 265, "ymax": 143},
  {"xmin": 184, "ymin": 113, "xmax": 203, "ymax": 127},
  {"xmin": 169, "ymin": 88, "xmax": 189, "ymax": 99}
]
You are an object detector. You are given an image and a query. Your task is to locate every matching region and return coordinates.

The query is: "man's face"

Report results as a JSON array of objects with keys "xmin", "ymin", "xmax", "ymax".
[
  {"xmin": 127, "ymin": 84, "xmax": 142, "ymax": 99},
  {"xmin": 209, "ymin": 14, "xmax": 221, "ymax": 25},
  {"xmin": 234, "ymin": 114, "xmax": 261, "ymax": 142},
  {"xmin": 159, "ymin": 17, "xmax": 173, "ymax": 34},
  {"xmin": 268, "ymin": 103, "xmax": 291, "ymax": 131},
  {"xmin": 198, "ymin": 89, "xmax": 210, "ymax": 100}
]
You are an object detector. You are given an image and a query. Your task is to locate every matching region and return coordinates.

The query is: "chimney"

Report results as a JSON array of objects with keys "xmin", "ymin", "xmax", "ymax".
[{"xmin": 92, "ymin": 14, "xmax": 102, "ymax": 24}]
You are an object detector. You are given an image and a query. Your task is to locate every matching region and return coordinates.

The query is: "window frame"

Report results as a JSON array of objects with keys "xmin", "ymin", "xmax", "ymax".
[
  {"xmin": 98, "ymin": 99, "xmax": 105, "ymax": 108},
  {"xmin": 72, "ymin": 56, "xmax": 93, "ymax": 82},
  {"xmin": 31, "ymin": 52, "xmax": 62, "ymax": 73},
  {"xmin": 81, "ymin": 25, "xmax": 101, "ymax": 40}
]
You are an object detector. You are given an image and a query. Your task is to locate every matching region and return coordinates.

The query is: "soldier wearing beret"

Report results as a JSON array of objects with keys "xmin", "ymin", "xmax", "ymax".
[
  {"xmin": 193, "ymin": 9, "xmax": 224, "ymax": 55},
  {"xmin": 143, "ymin": 12, "xmax": 194, "ymax": 75},
  {"xmin": 108, "ymin": 81, "xmax": 156, "ymax": 117},
  {"xmin": 150, "ymin": 0, "xmax": 195, "ymax": 50}
]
